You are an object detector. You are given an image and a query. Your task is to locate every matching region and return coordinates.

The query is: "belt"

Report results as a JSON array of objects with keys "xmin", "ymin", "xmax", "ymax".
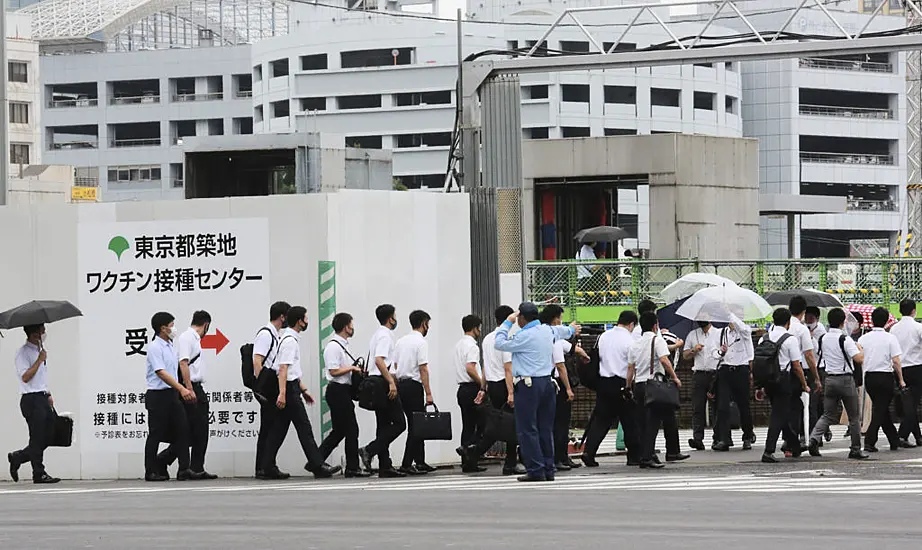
[
  {"xmin": 459, "ymin": 381, "xmax": 480, "ymax": 387},
  {"xmin": 398, "ymin": 377, "xmax": 420, "ymax": 383},
  {"xmin": 191, "ymin": 381, "xmax": 204, "ymax": 387},
  {"xmin": 22, "ymin": 391, "xmax": 49, "ymax": 396},
  {"xmin": 721, "ymin": 364, "xmax": 747, "ymax": 370},
  {"xmin": 827, "ymin": 372, "xmax": 850, "ymax": 376}
]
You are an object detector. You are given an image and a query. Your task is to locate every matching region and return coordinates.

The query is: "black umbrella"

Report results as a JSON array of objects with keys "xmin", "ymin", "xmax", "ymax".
[
  {"xmin": 574, "ymin": 226, "xmax": 629, "ymax": 244},
  {"xmin": 0, "ymin": 300, "xmax": 83, "ymax": 330},
  {"xmin": 763, "ymin": 289, "xmax": 843, "ymax": 308},
  {"xmin": 657, "ymin": 297, "xmax": 727, "ymax": 341}
]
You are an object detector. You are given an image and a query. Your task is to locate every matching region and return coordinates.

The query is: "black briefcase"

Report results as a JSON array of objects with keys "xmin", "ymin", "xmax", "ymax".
[
  {"xmin": 49, "ymin": 411, "xmax": 73, "ymax": 448},
  {"xmin": 358, "ymin": 376, "xmax": 388, "ymax": 411},
  {"xmin": 412, "ymin": 404, "xmax": 453, "ymax": 440},
  {"xmin": 253, "ymin": 367, "xmax": 279, "ymax": 404},
  {"xmin": 484, "ymin": 404, "xmax": 517, "ymax": 443}
]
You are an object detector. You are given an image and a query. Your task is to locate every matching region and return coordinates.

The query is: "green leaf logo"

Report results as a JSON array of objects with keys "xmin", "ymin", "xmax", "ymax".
[{"xmin": 108, "ymin": 236, "xmax": 130, "ymax": 261}]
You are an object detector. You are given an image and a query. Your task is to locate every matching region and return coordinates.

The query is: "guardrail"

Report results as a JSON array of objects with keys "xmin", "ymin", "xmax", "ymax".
[
  {"xmin": 50, "ymin": 142, "xmax": 97, "ymax": 150},
  {"xmin": 799, "ymin": 57, "xmax": 893, "ymax": 73},
  {"xmin": 172, "ymin": 92, "xmax": 224, "ymax": 102},
  {"xmin": 110, "ymin": 138, "xmax": 161, "ymax": 148},
  {"xmin": 800, "ymin": 151, "xmax": 894, "ymax": 165},
  {"xmin": 235, "ymin": 90, "xmax": 253, "ymax": 99},
  {"xmin": 847, "ymin": 199, "xmax": 898, "ymax": 211},
  {"xmin": 109, "ymin": 95, "xmax": 160, "ymax": 105},
  {"xmin": 798, "ymin": 104, "xmax": 893, "ymax": 120},
  {"xmin": 172, "ymin": 179, "xmax": 184, "ymax": 188},
  {"xmin": 74, "ymin": 177, "xmax": 98, "ymax": 187},
  {"xmin": 48, "ymin": 98, "xmax": 98, "ymax": 108}
]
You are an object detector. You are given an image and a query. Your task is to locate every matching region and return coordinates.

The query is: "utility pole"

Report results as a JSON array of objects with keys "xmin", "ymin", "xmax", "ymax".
[{"xmin": 907, "ymin": 0, "xmax": 922, "ymax": 255}]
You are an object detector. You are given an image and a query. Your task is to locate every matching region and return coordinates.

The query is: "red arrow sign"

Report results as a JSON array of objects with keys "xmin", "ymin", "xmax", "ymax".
[{"xmin": 201, "ymin": 329, "xmax": 229, "ymax": 355}]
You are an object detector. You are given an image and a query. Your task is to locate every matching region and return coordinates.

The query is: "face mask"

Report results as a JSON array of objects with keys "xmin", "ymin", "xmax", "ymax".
[
  {"xmin": 391, "ymin": 319, "xmax": 398, "ymax": 331},
  {"xmin": 168, "ymin": 327, "xmax": 177, "ymax": 340},
  {"xmin": 346, "ymin": 327, "xmax": 355, "ymax": 338},
  {"xmin": 807, "ymin": 322, "xmax": 817, "ymax": 330},
  {"xmin": 201, "ymin": 324, "xmax": 210, "ymax": 337},
  {"xmin": 40, "ymin": 333, "xmax": 47, "ymax": 345}
]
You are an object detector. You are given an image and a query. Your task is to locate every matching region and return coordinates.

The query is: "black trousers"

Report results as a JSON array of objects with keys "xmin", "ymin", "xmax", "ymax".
[
  {"xmin": 145, "ymin": 389, "xmax": 190, "ymax": 475},
  {"xmin": 255, "ymin": 401, "xmax": 278, "ymax": 474},
  {"xmin": 582, "ymin": 376, "xmax": 640, "ymax": 462},
  {"xmin": 898, "ymin": 365, "xmax": 922, "ymax": 442},
  {"xmin": 11, "ymin": 392, "xmax": 54, "ymax": 480},
  {"xmin": 716, "ymin": 365, "xmax": 754, "ymax": 444},
  {"xmin": 161, "ymin": 382, "xmax": 210, "ymax": 472},
  {"xmin": 457, "ymin": 382, "xmax": 484, "ymax": 448},
  {"xmin": 398, "ymin": 379, "xmax": 426, "ymax": 468},
  {"xmin": 554, "ymin": 382, "xmax": 572, "ymax": 463},
  {"xmin": 764, "ymin": 374, "xmax": 799, "ymax": 454},
  {"xmin": 264, "ymin": 380, "xmax": 325, "ymax": 473},
  {"xmin": 634, "ymin": 381, "xmax": 679, "ymax": 461},
  {"xmin": 809, "ymin": 369, "xmax": 829, "ymax": 436},
  {"xmin": 366, "ymin": 392, "xmax": 406, "ymax": 470},
  {"xmin": 691, "ymin": 370, "xmax": 717, "ymax": 443},
  {"xmin": 865, "ymin": 371, "xmax": 900, "ymax": 448},
  {"xmin": 486, "ymin": 381, "xmax": 518, "ymax": 468},
  {"xmin": 319, "ymin": 382, "xmax": 360, "ymax": 471}
]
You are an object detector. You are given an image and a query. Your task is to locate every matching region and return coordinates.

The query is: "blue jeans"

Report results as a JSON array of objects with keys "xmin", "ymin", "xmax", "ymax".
[{"xmin": 514, "ymin": 376, "xmax": 556, "ymax": 478}]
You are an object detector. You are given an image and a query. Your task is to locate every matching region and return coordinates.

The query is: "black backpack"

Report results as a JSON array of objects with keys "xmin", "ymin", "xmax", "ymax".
[
  {"xmin": 578, "ymin": 344, "xmax": 601, "ymax": 391},
  {"xmin": 240, "ymin": 327, "xmax": 275, "ymax": 390},
  {"xmin": 752, "ymin": 333, "xmax": 792, "ymax": 387},
  {"xmin": 818, "ymin": 333, "xmax": 863, "ymax": 388}
]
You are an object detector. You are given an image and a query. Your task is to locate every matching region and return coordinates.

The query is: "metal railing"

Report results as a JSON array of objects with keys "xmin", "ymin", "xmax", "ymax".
[
  {"xmin": 50, "ymin": 141, "xmax": 97, "ymax": 150},
  {"xmin": 235, "ymin": 90, "xmax": 253, "ymax": 99},
  {"xmin": 172, "ymin": 92, "xmax": 224, "ymax": 102},
  {"xmin": 798, "ymin": 104, "xmax": 894, "ymax": 120},
  {"xmin": 799, "ymin": 57, "xmax": 893, "ymax": 73},
  {"xmin": 172, "ymin": 179, "xmax": 184, "ymax": 188},
  {"xmin": 48, "ymin": 98, "xmax": 98, "ymax": 108},
  {"xmin": 800, "ymin": 151, "xmax": 895, "ymax": 165},
  {"xmin": 110, "ymin": 138, "xmax": 161, "ymax": 148},
  {"xmin": 74, "ymin": 177, "xmax": 98, "ymax": 187},
  {"xmin": 847, "ymin": 198, "xmax": 898, "ymax": 211},
  {"xmin": 526, "ymin": 258, "xmax": 922, "ymax": 323},
  {"xmin": 109, "ymin": 95, "xmax": 160, "ymax": 105}
]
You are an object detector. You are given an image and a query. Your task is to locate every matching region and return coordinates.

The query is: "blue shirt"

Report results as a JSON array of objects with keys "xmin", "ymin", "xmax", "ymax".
[
  {"xmin": 494, "ymin": 320, "xmax": 575, "ymax": 377},
  {"xmin": 146, "ymin": 337, "xmax": 177, "ymax": 390}
]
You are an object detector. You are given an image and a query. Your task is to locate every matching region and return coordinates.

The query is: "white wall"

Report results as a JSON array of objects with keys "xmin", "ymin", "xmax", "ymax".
[{"xmin": 0, "ymin": 190, "xmax": 471, "ymax": 479}]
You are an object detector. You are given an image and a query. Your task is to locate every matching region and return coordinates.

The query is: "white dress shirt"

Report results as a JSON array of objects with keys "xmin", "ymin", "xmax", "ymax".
[
  {"xmin": 274, "ymin": 328, "xmax": 302, "ymax": 382},
  {"xmin": 14, "ymin": 341, "xmax": 48, "ymax": 394},
  {"xmin": 684, "ymin": 327, "xmax": 719, "ymax": 372},
  {"xmin": 368, "ymin": 326, "xmax": 395, "ymax": 377},
  {"xmin": 252, "ymin": 323, "xmax": 281, "ymax": 369},
  {"xmin": 394, "ymin": 331, "xmax": 429, "ymax": 383},
  {"xmin": 629, "ymin": 332, "xmax": 670, "ymax": 383},
  {"xmin": 716, "ymin": 313, "xmax": 754, "ymax": 367},
  {"xmin": 819, "ymin": 328, "xmax": 861, "ymax": 375},
  {"xmin": 809, "ymin": 322, "xmax": 827, "ymax": 360},
  {"xmin": 763, "ymin": 326, "xmax": 802, "ymax": 372},
  {"xmin": 858, "ymin": 328, "xmax": 902, "ymax": 374},
  {"xmin": 454, "ymin": 335, "xmax": 481, "ymax": 384},
  {"xmin": 482, "ymin": 328, "xmax": 512, "ymax": 383},
  {"xmin": 552, "ymin": 339, "xmax": 572, "ymax": 378},
  {"xmin": 576, "ymin": 244, "xmax": 596, "ymax": 279},
  {"xmin": 598, "ymin": 326, "xmax": 633, "ymax": 378},
  {"xmin": 889, "ymin": 316, "xmax": 922, "ymax": 367},
  {"xmin": 789, "ymin": 317, "xmax": 814, "ymax": 356},
  {"xmin": 176, "ymin": 327, "xmax": 205, "ymax": 383},
  {"xmin": 323, "ymin": 334, "xmax": 354, "ymax": 385},
  {"xmin": 631, "ymin": 326, "xmax": 642, "ymax": 341}
]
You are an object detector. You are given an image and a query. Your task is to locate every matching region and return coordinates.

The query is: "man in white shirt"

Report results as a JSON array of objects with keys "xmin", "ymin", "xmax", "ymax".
[
  {"xmin": 892, "ymin": 299, "xmax": 922, "ymax": 447},
  {"xmin": 252, "ymin": 301, "xmax": 290, "ymax": 480},
  {"xmin": 481, "ymin": 305, "xmax": 523, "ymax": 475},
  {"xmin": 761, "ymin": 308, "xmax": 810, "ymax": 464},
  {"xmin": 805, "ymin": 306, "xmax": 830, "ymax": 442},
  {"xmin": 683, "ymin": 321, "xmax": 719, "ymax": 450},
  {"xmin": 318, "ymin": 312, "xmax": 369, "ymax": 478},
  {"xmin": 627, "ymin": 312, "xmax": 682, "ymax": 469},
  {"xmin": 713, "ymin": 313, "xmax": 757, "ymax": 452},
  {"xmin": 262, "ymin": 306, "xmax": 340, "ymax": 479},
  {"xmin": 455, "ymin": 314, "xmax": 489, "ymax": 473},
  {"xmin": 8, "ymin": 324, "xmax": 60, "ymax": 484},
  {"xmin": 580, "ymin": 310, "xmax": 642, "ymax": 467},
  {"xmin": 807, "ymin": 308, "xmax": 867, "ymax": 459},
  {"xmin": 394, "ymin": 310, "xmax": 435, "ymax": 476},
  {"xmin": 788, "ymin": 297, "xmax": 822, "ymax": 448},
  {"xmin": 858, "ymin": 307, "xmax": 907, "ymax": 453},
  {"xmin": 576, "ymin": 241, "xmax": 597, "ymax": 280},
  {"xmin": 359, "ymin": 304, "xmax": 407, "ymax": 478}
]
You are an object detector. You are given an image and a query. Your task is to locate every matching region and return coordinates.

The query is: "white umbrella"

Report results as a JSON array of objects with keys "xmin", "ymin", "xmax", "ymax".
[
  {"xmin": 676, "ymin": 284, "xmax": 773, "ymax": 323},
  {"xmin": 659, "ymin": 273, "xmax": 738, "ymax": 304}
]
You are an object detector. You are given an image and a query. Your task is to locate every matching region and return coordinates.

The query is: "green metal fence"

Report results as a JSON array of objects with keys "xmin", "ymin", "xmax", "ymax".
[{"xmin": 526, "ymin": 258, "xmax": 922, "ymax": 324}]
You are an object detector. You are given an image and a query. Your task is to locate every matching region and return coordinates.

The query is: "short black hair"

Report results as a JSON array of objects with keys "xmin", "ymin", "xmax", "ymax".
[
  {"xmin": 494, "ymin": 305, "xmax": 514, "ymax": 326},
  {"xmin": 462, "ymin": 314, "xmax": 482, "ymax": 333},
  {"xmin": 618, "ymin": 310, "xmax": 638, "ymax": 326},
  {"xmin": 789, "ymin": 296, "xmax": 807, "ymax": 316},
  {"xmin": 805, "ymin": 306, "xmax": 821, "ymax": 318},
  {"xmin": 191, "ymin": 310, "xmax": 211, "ymax": 327},
  {"xmin": 773, "ymin": 307, "xmax": 792, "ymax": 327},
  {"xmin": 287, "ymin": 306, "xmax": 307, "ymax": 327},
  {"xmin": 852, "ymin": 311, "xmax": 863, "ymax": 328},
  {"xmin": 23, "ymin": 324, "xmax": 43, "ymax": 338},
  {"xmin": 332, "ymin": 312, "xmax": 353, "ymax": 333},
  {"xmin": 638, "ymin": 299, "xmax": 657, "ymax": 315},
  {"xmin": 520, "ymin": 308, "xmax": 540, "ymax": 323},
  {"xmin": 900, "ymin": 299, "xmax": 917, "ymax": 317},
  {"xmin": 409, "ymin": 310, "xmax": 431, "ymax": 329},
  {"xmin": 376, "ymin": 304, "xmax": 396, "ymax": 325},
  {"xmin": 871, "ymin": 307, "xmax": 890, "ymax": 328},
  {"xmin": 269, "ymin": 301, "xmax": 291, "ymax": 322},
  {"xmin": 827, "ymin": 308, "xmax": 846, "ymax": 329},
  {"xmin": 639, "ymin": 311, "xmax": 658, "ymax": 333},
  {"xmin": 151, "ymin": 311, "xmax": 175, "ymax": 334},
  {"xmin": 539, "ymin": 304, "xmax": 564, "ymax": 325}
]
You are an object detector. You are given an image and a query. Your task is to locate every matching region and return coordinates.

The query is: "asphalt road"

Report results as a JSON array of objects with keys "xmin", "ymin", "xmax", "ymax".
[{"xmin": 2, "ymin": 441, "xmax": 922, "ymax": 550}]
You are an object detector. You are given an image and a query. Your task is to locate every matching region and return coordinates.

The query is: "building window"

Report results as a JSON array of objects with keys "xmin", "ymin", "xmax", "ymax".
[
  {"xmin": 651, "ymin": 88, "xmax": 681, "ymax": 107},
  {"xmin": 106, "ymin": 165, "xmax": 162, "ymax": 183},
  {"xmin": 9, "ymin": 102, "xmax": 29, "ymax": 124},
  {"xmin": 337, "ymin": 94, "xmax": 382, "ymax": 110},
  {"xmin": 394, "ymin": 90, "xmax": 452, "ymax": 106},
  {"xmin": 604, "ymin": 86, "xmax": 636, "ymax": 104},
  {"xmin": 693, "ymin": 91, "xmax": 715, "ymax": 111},
  {"xmin": 525, "ymin": 127, "xmax": 549, "ymax": 139},
  {"xmin": 341, "ymin": 48, "xmax": 414, "ymax": 69},
  {"xmin": 270, "ymin": 58, "xmax": 289, "ymax": 78},
  {"xmin": 253, "ymin": 65, "xmax": 263, "ymax": 82},
  {"xmin": 348, "ymin": 135, "xmax": 383, "ymax": 149},
  {"xmin": 602, "ymin": 42, "xmax": 637, "ymax": 52},
  {"xmin": 561, "ymin": 84, "xmax": 590, "ymax": 103},
  {"xmin": 10, "ymin": 143, "xmax": 29, "ymax": 164},
  {"xmin": 271, "ymin": 100, "xmax": 290, "ymax": 118},
  {"xmin": 725, "ymin": 95, "xmax": 739, "ymax": 114},
  {"xmin": 300, "ymin": 97, "xmax": 326, "ymax": 111},
  {"xmin": 523, "ymin": 85, "xmax": 549, "ymax": 100},
  {"xmin": 300, "ymin": 54, "xmax": 328, "ymax": 71},
  {"xmin": 562, "ymin": 127, "xmax": 591, "ymax": 138},
  {"xmin": 8, "ymin": 61, "xmax": 27, "ymax": 83}
]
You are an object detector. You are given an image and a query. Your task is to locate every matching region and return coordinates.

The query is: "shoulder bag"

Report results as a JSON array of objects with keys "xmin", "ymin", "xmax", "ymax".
[
  {"xmin": 643, "ymin": 335, "xmax": 681, "ymax": 410},
  {"xmin": 331, "ymin": 340, "xmax": 366, "ymax": 400}
]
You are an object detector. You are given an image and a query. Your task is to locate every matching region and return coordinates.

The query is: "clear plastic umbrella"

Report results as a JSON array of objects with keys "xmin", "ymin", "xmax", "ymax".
[
  {"xmin": 676, "ymin": 284, "xmax": 773, "ymax": 323},
  {"xmin": 659, "ymin": 273, "xmax": 738, "ymax": 304}
]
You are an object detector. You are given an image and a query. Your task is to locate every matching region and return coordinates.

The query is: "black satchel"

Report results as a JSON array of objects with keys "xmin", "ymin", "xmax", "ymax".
[
  {"xmin": 358, "ymin": 375, "xmax": 389, "ymax": 411},
  {"xmin": 484, "ymin": 403, "xmax": 517, "ymax": 443},
  {"xmin": 48, "ymin": 408, "xmax": 73, "ymax": 448},
  {"xmin": 412, "ymin": 403, "xmax": 453, "ymax": 440},
  {"xmin": 643, "ymin": 335, "xmax": 681, "ymax": 410},
  {"xmin": 331, "ymin": 340, "xmax": 366, "ymax": 401}
]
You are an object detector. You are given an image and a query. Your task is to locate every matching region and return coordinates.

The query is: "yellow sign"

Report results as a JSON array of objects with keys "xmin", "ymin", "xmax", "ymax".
[{"xmin": 71, "ymin": 186, "xmax": 98, "ymax": 202}]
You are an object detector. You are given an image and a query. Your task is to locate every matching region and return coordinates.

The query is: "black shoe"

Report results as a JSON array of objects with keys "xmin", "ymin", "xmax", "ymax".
[
  {"xmin": 565, "ymin": 458, "xmax": 582, "ymax": 469},
  {"xmin": 808, "ymin": 439, "xmax": 822, "ymax": 457},
  {"xmin": 824, "ymin": 430, "xmax": 833, "ymax": 443},
  {"xmin": 462, "ymin": 465, "xmax": 487, "ymax": 473},
  {"xmin": 546, "ymin": 473, "xmax": 555, "ymax": 482},
  {"xmin": 145, "ymin": 472, "xmax": 169, "ymax": 482},
  {"xmin": 746, "ymin": 433, "xmax": 757, "ymax": 445},
  {"xmin": 344, "ymin": 469, "xmax": 372, "ymax": 478},
  {"xmin": 8, "ymin": 453, "xmax": 20, "ymax": 483},
  {"xmin": 900, "ymin": 439, "xmax": 917, "ymax": 449},
  {"xmin": 742, "ymin": 441, "xmax": 752, "ymax": 451},
  {"xmin": 378, "ymin": 467, "xmax": 407, "ymax": 478},
  {"xmin": 651, "ymin": 455, "xmax": 663, "ymax": 465},
  {"xmin": 761, "ymin": 453, "xmax": 778, "ymax": 464},
  {"xmin": 666, "ymin": 453, "xmax": 690, "ymax": 462},
  {"xmin": 415, "ymin": 462, "xmax": 437, "ymax": 473},
  {"xmin": 175, "ymin": 469, "xmax": 194, "ymax": 481},
  {"xmin": 711, "ymin": 442, "xmax": 730, "ymax": 452},
  {"xmin": 849, "ymin": 450, "xmax": 870, "ymax": 460},
  {"xmin": 864, "ymin": 446, "xmax": 879, "ymax": 453},
  {"xmin": 33, "ymin": 473, "xmax": 60, "ymax": 484},
  {"xmin": 258, "ymin": 469, "xmax": 290, "ymax": 480},
  {"xmin": 688, "ymin": 439, "xmax": 706, "ymax": 451},
  {"xmin": 312, "ymin": 464, "xmax": 342, "ymax": 479},
  {"xmin": 503, "ymin": 464, "xmax": 526, "ymax": 476},
  {"xmin": 639, "ymin": 460, "xmax": 665, "ymax": 469},
  {"xmin": 398, "ymin": 465, "xmax": 427, "ymax": 476},
  {"xmin": 517, "ymin": 474, "xmax": 546, "ymax": 482},
  {"xmin": 190, "ymin": 471, "xmax": 218, "ymax": 481},
  {"xmin": 580, "ymin": 454, "xmax": 599, "ymax": 468},
  {"xmin": 626, "ymin": 458, "xmax": 642, "ymax": 466},
  {"xmin": 554, "ymin": 461, "xmax": 571, "ymax": 471},
  {"xmin": 359, "ymin": 447, "xmax": 373, "ymax": 472}
]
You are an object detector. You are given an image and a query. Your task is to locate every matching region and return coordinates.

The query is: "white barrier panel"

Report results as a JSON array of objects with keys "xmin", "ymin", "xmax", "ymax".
[{"xmin": 0, "ymin": 190, "xmax": 472, "ymax": 479}]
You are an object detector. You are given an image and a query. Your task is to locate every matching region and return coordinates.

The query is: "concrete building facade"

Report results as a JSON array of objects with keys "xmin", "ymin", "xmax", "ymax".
[{"xmin": 6, "ymin": 12, "xmax": 41, "ymax": 167}]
